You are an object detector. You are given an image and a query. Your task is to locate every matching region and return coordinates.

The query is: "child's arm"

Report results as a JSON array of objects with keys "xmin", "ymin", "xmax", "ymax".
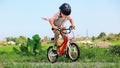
[
  {"xmin": 49, "ymin": 18, "xmax": 58, "ymax": 30},
  {"xmin": 69, "ymin": 17, "xmax": 75, "ymax": 28},
  {"xmin": 41, "ymin": 16, "xmax": 58, "ymax": 30}
]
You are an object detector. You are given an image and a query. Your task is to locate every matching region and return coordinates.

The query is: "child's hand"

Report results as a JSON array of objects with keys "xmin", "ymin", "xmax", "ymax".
[
  {"xmin": 53, "ymin": 26, "xmax": 58, "ymax": 30},
  {"xmin": 71, "ymin": 25, "xmax": 75, "ymax": 28},
  {"xmin": 41, "ymin": 17, "xmax": 49, "ymax": 21}
]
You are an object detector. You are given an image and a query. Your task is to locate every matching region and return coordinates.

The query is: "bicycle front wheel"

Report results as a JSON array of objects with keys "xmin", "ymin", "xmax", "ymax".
[
  {"xmin": 47, "ymin": 46, "xmax": 58, "ymax": 63},
  {"xmin": 67, "ymin": 43, "xmax": 80, "ymax": 61}
]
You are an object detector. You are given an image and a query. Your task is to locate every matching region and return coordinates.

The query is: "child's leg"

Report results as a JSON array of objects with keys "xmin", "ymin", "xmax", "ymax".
[
  {"xmin": 60, "ymin": 29, "xmax": 66, "ymax": 40},
  {"xmin": 53, "ymin": 30, "xmax": 60, "ymax": 46},
  {"xmin": 60, "ymin": 32, "xmax": 66, "ymax": 40}
]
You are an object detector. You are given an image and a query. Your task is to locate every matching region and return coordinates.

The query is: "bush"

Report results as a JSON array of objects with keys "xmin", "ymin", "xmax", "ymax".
[
  {"xmin": 108, "ymin": 45, "xmax": 120, "ymax": 56},
  {"xmin": 13, "ymin": 34, "xmax": 42, "ymax": 56}
]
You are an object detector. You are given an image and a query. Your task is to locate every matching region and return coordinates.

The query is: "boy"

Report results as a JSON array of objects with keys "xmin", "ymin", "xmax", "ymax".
[{"xmin": 42, "ymin": 3, "xmax": 75, "ymax": 48}]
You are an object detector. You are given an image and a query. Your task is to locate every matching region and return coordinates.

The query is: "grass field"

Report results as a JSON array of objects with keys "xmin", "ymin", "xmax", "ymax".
[{"xmin": 0, "ymin": 44, "xmax": 120, "ymax": 68}]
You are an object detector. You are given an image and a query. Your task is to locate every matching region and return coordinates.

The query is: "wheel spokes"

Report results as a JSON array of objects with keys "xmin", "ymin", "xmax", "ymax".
[
  {"xmin": 48, "ymin": 49, "xmax": 57, "ymax": 62},
  {"xmin": 69, "ymin": 46, "xmax": 78, "ymax": 59}
]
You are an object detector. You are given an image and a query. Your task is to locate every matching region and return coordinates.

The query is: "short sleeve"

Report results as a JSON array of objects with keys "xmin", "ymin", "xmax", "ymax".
[
  {"xmin": 50, "ymin": 12, "xmax": 60, "ymax": 21},
  {"xmin": 67, "ymin": 15, "xmax": 72, "ymax": 20},
  {"xmin": 42, "ymin": 12, "xmax": 60, "ymax": 21}
]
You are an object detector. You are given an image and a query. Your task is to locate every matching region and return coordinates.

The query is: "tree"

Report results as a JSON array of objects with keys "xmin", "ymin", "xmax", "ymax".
[
  {"xmin": 117, "ymin": 33, "xmax": 120, "ymax": 40},
  {"xmin": 118, "ymin": 33, "xmax": 120, "ymax": 36},
  {"xmin": 16, "ymin": 36, "xmax": 27, "ymax": 45},
  {"xmin": 98, "ymin": 32, "xmax": 106, "ymax": 39},
  {"xmin": 97, "ymin": 32, "xmax": 107, "ymax": 41},
  {"xmin": 92, "ymin": 36, "xmax": 96, "ymax": 41},
  {"xmin": 6, "ymin": 37, "xmax": 16, "ymax": 42},
  {"xmin": 107, "ymin": 33, "xmax": 118, "ymax": 41}
]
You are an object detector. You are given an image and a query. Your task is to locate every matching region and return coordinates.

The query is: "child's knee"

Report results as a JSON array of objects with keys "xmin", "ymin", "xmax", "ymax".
[{"xmin": 55, "ymin": 30, "xmax": 60, "ymax": 34}]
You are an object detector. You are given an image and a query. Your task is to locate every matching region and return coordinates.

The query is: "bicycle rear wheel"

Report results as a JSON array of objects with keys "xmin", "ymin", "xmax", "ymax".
[
  {"xmin": 67, "ymin": 43, "xmax": 80, "ymax": 61},
  {"xmin": 47, "ymin": 46, "xmax": 58, "ymax": 63}
]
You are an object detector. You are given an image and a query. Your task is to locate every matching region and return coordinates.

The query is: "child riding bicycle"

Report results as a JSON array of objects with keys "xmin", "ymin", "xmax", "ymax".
[{"xmin": 42, "ymin": 3, "xmax": 75, "ymax": 48}]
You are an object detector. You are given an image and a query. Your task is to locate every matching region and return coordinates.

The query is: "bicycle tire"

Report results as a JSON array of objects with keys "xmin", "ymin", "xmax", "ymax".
[
  {"xmin": 47, "ymin": 46, "xmax": 58, "ymax": 63},
  {"xmin": 67, "ymin": 43, "xmax": 80, "ymax": 61}
]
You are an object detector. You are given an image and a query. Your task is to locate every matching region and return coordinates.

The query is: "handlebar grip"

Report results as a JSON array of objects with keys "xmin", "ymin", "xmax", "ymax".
[{"xmin": 70, "ymin": 26, "xmax": 73, "ymax": 28}]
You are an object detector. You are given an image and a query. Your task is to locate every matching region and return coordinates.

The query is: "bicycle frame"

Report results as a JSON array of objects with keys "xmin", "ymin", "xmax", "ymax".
[
  {"xmin": 54, "ymin": 26, "xmax": 73, "ymax": 55},
  {"xmin": 57, "ymin": 36, "xmax": 69, "ymax": 55}
]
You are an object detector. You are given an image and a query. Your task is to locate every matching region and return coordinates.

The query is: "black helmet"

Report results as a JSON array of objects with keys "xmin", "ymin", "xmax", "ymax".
[{"xmin": 59, "ymin": 3, "xmax": 71, "ymax": 15}]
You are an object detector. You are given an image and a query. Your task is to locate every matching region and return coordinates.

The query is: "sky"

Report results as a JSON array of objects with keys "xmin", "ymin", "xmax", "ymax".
[{"xmin": 0, "ymin": 0, "xmax": 120, "ymax": 39}]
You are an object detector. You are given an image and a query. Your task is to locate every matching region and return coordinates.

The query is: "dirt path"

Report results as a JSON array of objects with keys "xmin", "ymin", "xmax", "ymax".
[
  {"xmin": 1, "ymin": 62, "xmax": 120, "ymax": 68},
  {"xmin": 0, "ymin": 63, "xmax": 4, "ymax": 68},
  {"xmin": 12, "ymin": 62, "xmax": 120, "ymax": 67}
]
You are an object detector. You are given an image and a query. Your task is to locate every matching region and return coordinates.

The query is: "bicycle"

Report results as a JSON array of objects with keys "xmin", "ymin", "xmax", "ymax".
[{"xmin": 47, "ymin": 26, "xmax": 80, "ymax": 63}]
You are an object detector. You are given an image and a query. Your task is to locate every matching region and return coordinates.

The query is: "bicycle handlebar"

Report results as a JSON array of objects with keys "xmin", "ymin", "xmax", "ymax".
[{"xmin": 58, "ymin": 26, "xmax": 74, "ymax": 34}]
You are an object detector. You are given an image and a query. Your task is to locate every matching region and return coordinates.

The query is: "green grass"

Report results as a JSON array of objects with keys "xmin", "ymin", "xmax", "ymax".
[
  {"xmin": 0, "ymin": 44, "xmax": 120, "ymax": 68},
  {"xmin": 80, "ymin": 46, "xmax": 120, "ymax": 62},
  {"xmin": 111, "ymin": 40, "xmax": 120, "ymax": 45},
  {"xmin": 0, "ymin": 45, "xmax": 18, "ymax": 52}
]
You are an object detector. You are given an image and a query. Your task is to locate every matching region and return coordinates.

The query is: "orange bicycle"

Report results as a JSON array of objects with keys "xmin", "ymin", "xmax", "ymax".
[{"xmin": 47, "ymin": 26, "xmax": 80, "ymax": 63}]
